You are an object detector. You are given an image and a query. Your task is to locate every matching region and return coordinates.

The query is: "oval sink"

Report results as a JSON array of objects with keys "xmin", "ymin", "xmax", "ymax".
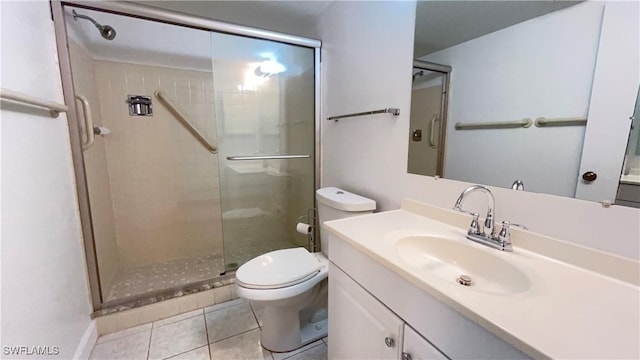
[{"xmin": 395, "ymin": 235, "xmax": 530, "ymax": 295}]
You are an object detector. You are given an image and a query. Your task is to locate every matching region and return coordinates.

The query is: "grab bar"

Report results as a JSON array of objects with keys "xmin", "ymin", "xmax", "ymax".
[
  {"xmin": 535, "ymin": 117, "xmax": 587, "ymax": 127},
  {"xmin": 0, "ymin": 88, "xmax": 68, "ymax": 117},
  {"xmin": 455, "ymin": 118, "xmax": 532, "ymax": 130},
  {"xmin": 429, "ymin": 114, "xmax": 439, "ymax": 148},
  {"xmin": 154, "ymin": 90, "xmax": 218, "ymax": 154},
  {"xmin": 327, "ymin": 108, "xmax": 400, "ymax": 121},
  {"xmin": 227, "ymin": 155, "xmax": 310, "ymax": 161},
  {"xmin": 75, "ymin": 95, "xmax": 95, "ymax": 150}
]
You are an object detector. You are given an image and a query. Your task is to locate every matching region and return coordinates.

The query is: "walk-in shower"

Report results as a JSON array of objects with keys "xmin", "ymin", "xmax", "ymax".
[{"xmin": 55, "ymin": 2, "xmax": 320, "ymax": 312}]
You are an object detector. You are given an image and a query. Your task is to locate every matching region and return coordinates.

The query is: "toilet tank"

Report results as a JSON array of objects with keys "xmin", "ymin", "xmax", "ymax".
[{"xmin": 316, "ymin": 187, "xmax": 376, "ymax": 255}]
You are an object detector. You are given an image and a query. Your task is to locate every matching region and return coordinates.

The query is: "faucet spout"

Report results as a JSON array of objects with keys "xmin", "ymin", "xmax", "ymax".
[{"xmin": 453, "ymin": 185, "xmax": 496, "ymax": 237}]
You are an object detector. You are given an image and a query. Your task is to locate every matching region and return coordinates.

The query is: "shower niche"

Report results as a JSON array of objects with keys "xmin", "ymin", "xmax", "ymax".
[{"xmin": 61, "ymin": 4, "xmax": 317, "ymax": 311}]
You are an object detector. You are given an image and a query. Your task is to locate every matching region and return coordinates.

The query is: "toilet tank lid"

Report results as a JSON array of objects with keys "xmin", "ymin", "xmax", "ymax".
[{"xmin": 316, "ymin": 187, "xmax": 376, "ymax": 212}]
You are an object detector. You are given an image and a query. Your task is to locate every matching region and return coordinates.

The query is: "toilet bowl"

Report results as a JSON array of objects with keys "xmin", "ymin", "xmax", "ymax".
[{"xmin": 235, "ymin": 187, "xmax": 376, "ymax": 352}]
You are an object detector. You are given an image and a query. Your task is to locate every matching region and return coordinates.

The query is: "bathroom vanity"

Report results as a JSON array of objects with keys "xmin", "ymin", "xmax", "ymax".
[{"xmin": 325, "ymin": 199, "xmax": 639, "ymax": 359}]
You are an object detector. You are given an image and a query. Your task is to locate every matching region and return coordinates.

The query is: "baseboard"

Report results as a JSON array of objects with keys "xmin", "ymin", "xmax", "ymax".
[{"xmin": 73, "ymin": 320, "xmax": 97, "ymax": 360}]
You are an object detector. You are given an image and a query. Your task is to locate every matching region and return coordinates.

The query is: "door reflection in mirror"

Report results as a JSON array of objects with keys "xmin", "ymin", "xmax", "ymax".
[{"xmin": 408, "ymin": 61, "xmax": 450, "ymax": 177}]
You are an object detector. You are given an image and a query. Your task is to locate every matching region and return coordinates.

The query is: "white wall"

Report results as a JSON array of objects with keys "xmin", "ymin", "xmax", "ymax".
[
  {"xmin": 318, "ymin": 1, "xmax": 640, "ymax": 260},
  {"xmin": 1, "ymin": 1, "xmax": 94, "ymax": 359},
  {"xmin": 319, "ymin": 0, "xmax": 416, "ymax": 211},
  {"xmin": 422, "ymin": 2, "xmax": 604, "ymax": 197}
]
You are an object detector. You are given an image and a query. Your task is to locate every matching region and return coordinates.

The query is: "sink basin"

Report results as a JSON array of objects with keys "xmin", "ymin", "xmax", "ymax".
[{"xmin": 395, "ymin": 235, "xmax": 530, "ymax": 295}]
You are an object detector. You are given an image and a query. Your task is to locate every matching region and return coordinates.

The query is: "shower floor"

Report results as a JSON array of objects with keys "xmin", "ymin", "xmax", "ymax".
[{"xmin": 105, "ymin": 253, "xmax": 225, "ymax": 302}]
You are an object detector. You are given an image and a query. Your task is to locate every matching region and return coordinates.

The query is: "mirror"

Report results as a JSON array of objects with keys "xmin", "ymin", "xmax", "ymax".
[{"xmin": 409, "ymin": 1, "xmax": 639, "ymax": 206}]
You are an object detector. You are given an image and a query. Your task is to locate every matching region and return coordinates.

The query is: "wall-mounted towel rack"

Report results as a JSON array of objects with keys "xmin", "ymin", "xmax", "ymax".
[
  {"xmin": 227, "ymin": 155, "xmax": 310, "ymax": 161},
  {"xmin": 154, "ymin": 90, "xmax": 218, "ymax": 154},
  {"xmin": 535, "ymin": 117, "xmax": 587, "ymax": 127},
  {"xmin": 454, "ymin": 118, "xmax": 532, "ymax": 130},
  {"xmin": 0, "ymin": 88, "xmax": 68, "ymax": 117},
  {"xmin": 327, "ymin": 108, "xmax": 400, "ymax": 121}
]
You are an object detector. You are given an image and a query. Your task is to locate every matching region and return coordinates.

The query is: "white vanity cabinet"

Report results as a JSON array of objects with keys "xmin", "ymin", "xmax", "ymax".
[
  {"xmin": 329, "ymin": 263, "xmax": 447, "ymax": 360},
  {"xmin": 328, "ymin": 232, "xmax": 530, "ymax": 360},
  {"xmin": 402, "ymin": 325, "xmax": 448, "ymax": 360}
]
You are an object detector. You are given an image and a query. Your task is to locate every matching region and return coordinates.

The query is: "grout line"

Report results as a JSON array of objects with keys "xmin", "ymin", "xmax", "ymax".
[
  {"xmin": 146, "ymin": 326, "xmax": 153, "ymax": 360},
  {"xmin": 208, "ymin": 326, "xmax": 260, "ymax": 345},
  {"xmin": 203, "ymin": 306, "xmax": 211, "ymax": 350},
  {"xmin": 249, "ymin": 303, "xmax": 261, "ymax": 329},
  {"xmin": 153, "ymin": 309, "xmax": 205, "ymax": 330},
  {"xmin": 162, "ymin": 345, "xmax": 210, "ymax": 360},
  {"xmin": 96, "ymin": 325, "xmax": 153, "ymax": 345}
]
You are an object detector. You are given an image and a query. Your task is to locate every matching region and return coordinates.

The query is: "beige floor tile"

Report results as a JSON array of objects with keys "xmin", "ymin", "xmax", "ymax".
[
  {"xmin": 90, "ymin": 330, "xmax": 151, "ymax": 360},
  {"xmin": 204, "ymin": 298, "xmax": 246, "ymax": 313},
  {"xmin": 249, "ymin": 302, "xmax": 265, "ymax": 327},
  {"xmin": 97, "ymin": 323, "xmax": 152, "ymax": 344},
  {"xmin": 205, "ymin": 302, "xmax": 258, "ymax": 343},
  {"xmin": 209, "ymin": 329, "xmax": 272, "ymax": 360},
  {"xmin": 287, "ymin": 343, "xmax": 327, "ymax": 360},
  {"xmin": 166, "ymin": 345, "xmax": 211, "ymax": 360},
  {"xmin": 272, "ymin": 340, "xmax": 324, "ymax": 360},
  {"xmin": 149, "ymin": 315, "xmax": 208, "ymax": 360},
  {"xmin": 154, "ymin": 309, "xmax": 204, "ymax": 328}
]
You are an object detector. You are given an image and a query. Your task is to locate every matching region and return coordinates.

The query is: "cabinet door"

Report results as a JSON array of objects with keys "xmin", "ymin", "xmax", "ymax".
[
  {"xmin": 402, "ymin": 325, "xmax": 448, "ymax": 360},
  {"xmin": 329, "ymin": 263, "xmax": 404, "ymax": 360}
]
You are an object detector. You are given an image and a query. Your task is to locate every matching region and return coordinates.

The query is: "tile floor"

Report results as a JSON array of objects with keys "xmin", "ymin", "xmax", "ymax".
[
  {"xmin": 107, "ymin": 254, "xmax": 225, "ymax": 302},
  {"xmin": 90, "ymin": 298, "xmax": 328, "ymax": 360}
]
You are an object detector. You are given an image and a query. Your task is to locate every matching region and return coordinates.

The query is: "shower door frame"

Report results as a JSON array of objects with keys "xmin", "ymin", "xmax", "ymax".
[{"xmin": 51, "ymin": 0, "xmax": 322, "ymax": 312}]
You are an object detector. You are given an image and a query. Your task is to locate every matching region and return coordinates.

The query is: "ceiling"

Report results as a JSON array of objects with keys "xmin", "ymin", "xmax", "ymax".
[
  {"xmin": 414, "ymin": 1, "xmax": 580, "ymax": 58},
  {"xmin": 65, "ymin": 6, "xmax": 314, "ymax": 72},
  {"xmin": 66, "ymin": 1, "xmax": 582, "ymax": 69},
  {"xmin": 139, "ymin": 0, "xmax": 333, "ymax": 39}
]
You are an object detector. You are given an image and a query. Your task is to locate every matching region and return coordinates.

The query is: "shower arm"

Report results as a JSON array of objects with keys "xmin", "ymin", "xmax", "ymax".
[{"xmin": 72, "ymin": 10, "xmax": 101, "ymax": 29}]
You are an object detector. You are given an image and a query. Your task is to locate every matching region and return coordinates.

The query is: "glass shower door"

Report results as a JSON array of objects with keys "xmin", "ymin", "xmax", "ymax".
[{"xmin": 210, "ymin": 32, "xmax": 316, "ymax": 270}]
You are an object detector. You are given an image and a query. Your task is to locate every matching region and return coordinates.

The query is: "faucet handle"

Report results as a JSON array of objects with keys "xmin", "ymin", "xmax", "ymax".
[
  {"xmin": 468, "ymin": 212, "xmax": 481, "ymax": 235},
  {"xmin": 498, "ymin": 220, "xmax": 512, "ymax": 244}
]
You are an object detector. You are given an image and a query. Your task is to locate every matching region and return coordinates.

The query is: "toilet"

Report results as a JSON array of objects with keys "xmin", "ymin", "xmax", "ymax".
[{"xmin": 235, "ymin": 187, "xmax": 376, "ymax": 352}]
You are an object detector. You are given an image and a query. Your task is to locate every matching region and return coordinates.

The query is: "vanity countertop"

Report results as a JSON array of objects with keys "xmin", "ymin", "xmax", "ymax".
[
  {"xmin": 324, "ymin": 199, "xmax": 640, "ymax": 359},
  {"xmin": 620, "ymin": 173, "xmax": 640, "ymax": 185}
]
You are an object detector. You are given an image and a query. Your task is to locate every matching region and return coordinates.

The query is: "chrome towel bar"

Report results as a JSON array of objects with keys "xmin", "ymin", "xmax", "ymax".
[
  {"xmin": 455, "ymin": 118, "xmax": 532, "ymax": 130},
  {"xmin": 0, "ymin": 88, "xmax": 68, "ymax": 117},
  {"xmin": 227, "ymin": 155, "xmax": 310, "ymax": 161},
  {"xmin": 154, "ymin": 90, "xmax": 217, "ymax": 154},
  {"xmin": 327, "ymin": 108, "xmax": 400, "ymax": 121}
]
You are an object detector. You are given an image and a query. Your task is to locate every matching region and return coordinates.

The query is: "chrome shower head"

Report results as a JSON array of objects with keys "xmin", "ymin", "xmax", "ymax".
[{"xmin": 72, "ymin": 9, "xmax": 116, "ymax": 41}]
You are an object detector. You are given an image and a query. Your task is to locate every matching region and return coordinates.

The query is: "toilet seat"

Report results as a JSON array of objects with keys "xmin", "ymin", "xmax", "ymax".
[
  {"xmin": 236, "ymin": 247, "xmax": 323, "ymax": 289},
  {"xmin": 236, "ymin": 251, "xmax": 328, "ymax": 302}
]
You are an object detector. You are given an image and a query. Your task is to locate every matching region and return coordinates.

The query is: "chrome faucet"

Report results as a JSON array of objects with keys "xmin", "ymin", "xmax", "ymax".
[{"xmin": 453, "ymin": 185, "xmax": 513, "ymax": 252}]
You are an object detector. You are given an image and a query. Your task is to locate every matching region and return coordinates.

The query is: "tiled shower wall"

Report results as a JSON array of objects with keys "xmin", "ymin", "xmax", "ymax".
[{"xmin": 94, "ymin": 60, "xmax": 223, "ymax": 268}]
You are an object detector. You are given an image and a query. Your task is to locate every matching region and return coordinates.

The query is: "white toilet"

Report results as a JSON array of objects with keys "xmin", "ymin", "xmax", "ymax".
[{"xmin": 235, "ymin": 187, "xmax": 376, "ymax": 352}]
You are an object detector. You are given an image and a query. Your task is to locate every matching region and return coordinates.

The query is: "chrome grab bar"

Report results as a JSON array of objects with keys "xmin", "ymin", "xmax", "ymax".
[
  {"xmin": 0, "ymin": 88, "xmax": 68, "ymax": 117},
  {"xmin": 327, "ymin": 108, "xmax": 400, "ymax": 121},
  {"xmin": 227, "ymin": 155, "xmax": 310, "ymax": 161},
  {"xmin": 455, "ymin": 118, "xmax": 532, "ymax": 130},
  {"xmin": 429, "ymin": 114, "xmax": 439, "ymax": 149},
  {"xmin": 75, "ymin": 95, "xmax": 95, "ymax": 150},
  {"xmin": 154, "ymin": 90, "xmax": 218, "ymax": 154},
  {"xmin": 534, "ymin": 117, "xmax": 587, "ymax": 127}
]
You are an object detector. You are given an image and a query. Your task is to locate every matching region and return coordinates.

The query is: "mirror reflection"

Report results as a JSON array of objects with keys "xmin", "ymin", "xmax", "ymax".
[{"xmin": 409, "ymin": 1, "xmax": 639, "ymax": 207}]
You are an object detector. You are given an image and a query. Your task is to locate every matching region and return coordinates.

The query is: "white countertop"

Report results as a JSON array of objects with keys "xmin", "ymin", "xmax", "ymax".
[
  {"xmin": 324, "ymin": 200, "xmax": 640, "ymax": 359},
  {"xmin": 621, "ymin": 173, "xmax": 640, "ymax": 185}
]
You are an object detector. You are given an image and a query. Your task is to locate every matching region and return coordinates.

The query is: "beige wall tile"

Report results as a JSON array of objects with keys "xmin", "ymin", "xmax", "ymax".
[{"xmin": 94, "ymin": 60, "xmax": 223, "ymax": 269}]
